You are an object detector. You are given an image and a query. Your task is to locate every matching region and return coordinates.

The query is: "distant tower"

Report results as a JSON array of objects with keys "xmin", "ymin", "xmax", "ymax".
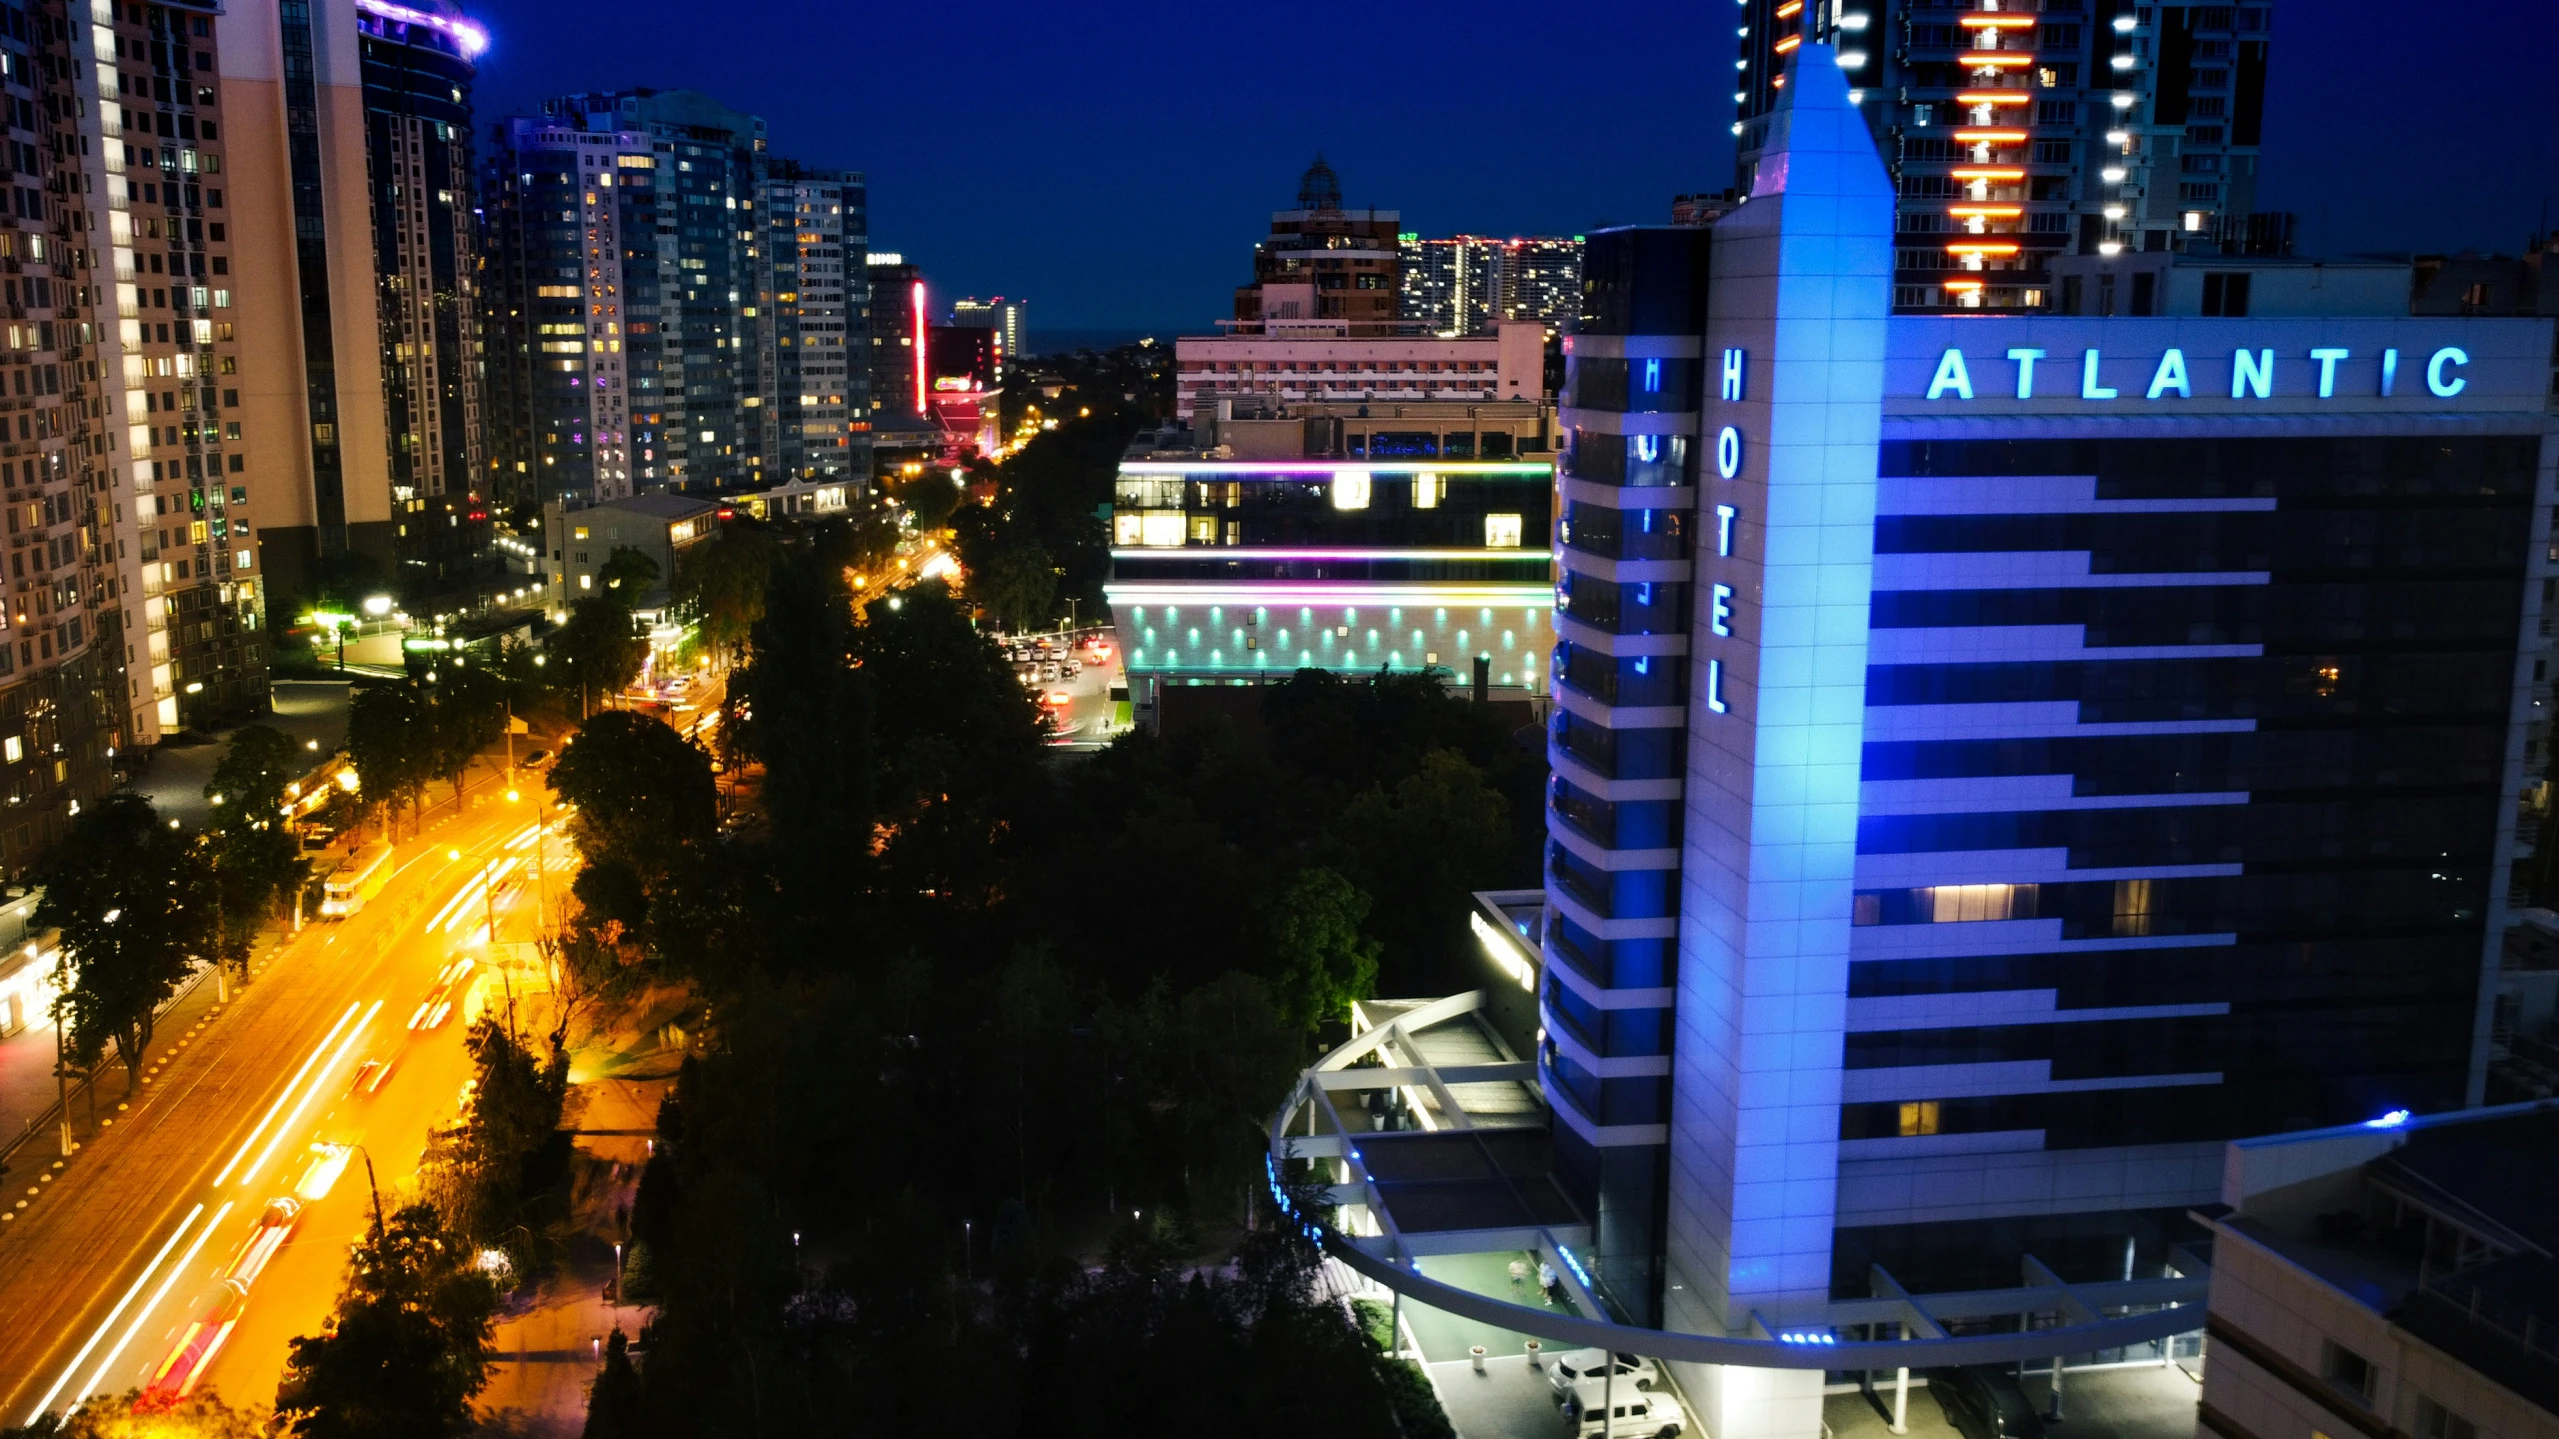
[
  {"xmin": 1237, "ymin": 157, "xmax": 1399, "ymax": 334},
  {"xmin": 1296, "ymin": 154, "xmax": 1343, "ymax": 212}
]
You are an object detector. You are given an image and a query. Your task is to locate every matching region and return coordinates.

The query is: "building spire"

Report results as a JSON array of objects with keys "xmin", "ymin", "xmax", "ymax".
[{"xmin": 1297, "ymin": 153, "xmax": 1343, "ymax": 212}]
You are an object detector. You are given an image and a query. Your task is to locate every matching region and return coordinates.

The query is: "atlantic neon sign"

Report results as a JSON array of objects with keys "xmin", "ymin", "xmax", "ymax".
[{"xmin": 1921, "ymin": 345, "xmax": 2472, "ymax": 402}]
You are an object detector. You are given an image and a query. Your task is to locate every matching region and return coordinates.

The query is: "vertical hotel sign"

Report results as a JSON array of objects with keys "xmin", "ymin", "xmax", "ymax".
[{"xmin": 1703, "ymin": 347, "xmax": 1747, "ymax": 715}]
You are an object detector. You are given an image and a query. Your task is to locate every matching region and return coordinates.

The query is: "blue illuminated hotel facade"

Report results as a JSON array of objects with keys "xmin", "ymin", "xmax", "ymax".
[{"xmin": 1528, "ymin": 46, "xmax": 2555, "ymax": 1439}]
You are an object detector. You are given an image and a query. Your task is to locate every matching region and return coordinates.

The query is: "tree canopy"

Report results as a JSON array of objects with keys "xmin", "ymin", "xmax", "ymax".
[
  {"xmin": 204, "ymin": 725, "xmax": 310, "ymax": 967},
  {"xmin": 280, "ymin": 1203, "xmax": 497, "ymax": 1439},
  {"xmin": 34, "ymin": 793, "xmax": 215, "ymax": 1085}
]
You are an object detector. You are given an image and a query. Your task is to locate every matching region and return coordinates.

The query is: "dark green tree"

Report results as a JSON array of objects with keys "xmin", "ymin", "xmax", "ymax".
[
  {"xmin": 346, "ymin": 682, "xmax": 430, "ymax": 839},
  {"xmin": 580, "ymin": 1329, "xmax": 643, "ymax": 1439},
  {"xmin": 33, "ymin": 793, "xmax": 216, "ymax": 1088},
  {"xmin": 547, "ymin": 598, "xmax": 647, "ymax": 718},
  {"xmin": 671, "ymin": 522, "xmax": 779, "ymax": 663},
  {"xmin": 203, "ymin": 724, "xmax": 310, "ymax": 970},
  {"xmin": 547, "ymin": 711, "xmax": 716, "ymax": 888},
  {"xmin": 281, "ymin": 1203, "xmax": 498, "ymax": 1439},
  {"xmin": 968, "ymin": 534, "xmax": 1058, "ymax": 634},
  {"xmin": 1332, "ymin": 747, "xmax": 1512, "ymax": 990},
  {"xmin": 1260, "ymin": 866, "xmax": 1381, "ymax": 1033},
  {"xmin": 597, "ymin": 545, "xmax": 662, "ymax": 598},
  {"xmin": 423, "ymin": 663, "xmax": 504, "ymax": 805}
]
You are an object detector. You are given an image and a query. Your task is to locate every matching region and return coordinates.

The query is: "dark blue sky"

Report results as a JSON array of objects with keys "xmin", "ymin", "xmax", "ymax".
[{"xmin": 466, "ymin": 0, "xmax": 2559, "ymax": 336}]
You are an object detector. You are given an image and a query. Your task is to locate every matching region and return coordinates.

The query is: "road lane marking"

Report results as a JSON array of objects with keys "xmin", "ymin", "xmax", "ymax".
[
  {"xmin": 76, "ymin": 1201, "xmax": 232, "ymax": 1411},
  {"xmin": 25, "ymin": 1203, "xmax": 205, "ymax": 1423},
  {"xmin": 238, "ymin": 1001, "xmax": 380, "ymax": 1188},
  {"xmin": 214, "ymin": 1003, "xmax": 362, "ymax": 1187}
]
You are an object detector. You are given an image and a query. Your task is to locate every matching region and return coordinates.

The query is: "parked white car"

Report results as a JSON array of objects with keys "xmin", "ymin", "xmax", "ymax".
[
  {"xmin": 1547, "ymin": 1349, "xmax": 1662, "ymax": 1403},
  {"xmin": 1564, "ymin": 1383, "xmax": 1688, "ymax": 1439}
]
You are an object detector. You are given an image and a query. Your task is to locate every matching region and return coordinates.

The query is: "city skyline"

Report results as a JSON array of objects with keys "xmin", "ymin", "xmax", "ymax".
[{"xmin": 456, "ymin": 0, "xmax": 2559, "ymax": 331}]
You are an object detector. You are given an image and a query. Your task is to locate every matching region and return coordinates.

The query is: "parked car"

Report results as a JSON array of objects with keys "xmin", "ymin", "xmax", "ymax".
[
  {"xmin": 1548, "ymin": 1350, "xmax": 1662, "ymax": 1403},
  {"xmin": 1563, "ymin": 1384, "xmax": 1687, "ymax": 1439},
  {"xmin": 1928, "ymin": 1366, "xmax": 2046, "ymax": 1439}
]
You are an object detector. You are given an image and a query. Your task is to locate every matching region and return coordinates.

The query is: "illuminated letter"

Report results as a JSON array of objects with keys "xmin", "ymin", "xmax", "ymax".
[
  {"xmin": 2006, "ymin": 348, "xmax": 2046, "ymax": 399},
  {"xmin": 2080, "ymin": 349, "xmax": 2118, "ymax": 400},
  {"xmin": 2380, "ymin": 348, "xmax": 2400, "ymax": 396},
  {"xmin": 1721, "ymin": 348, "xmax": 1746, "ymax": 402},
  {"xmin": 2427, "ymin": 347, "xmax": 2469, "ymax": 397},
  {"xmin": 1642, "ymin": 357, "xmax": 1662, "ymax": 393},
  {"xmin": 1926, "ymin": 348, "xmax": 1973, "ymax": 401},
  {"xmin": 1710, "ymin": 583, "xmax": 1734, "ymax": 637},
  {"xmin": 2309, "ymin": 347, "xmax": 2350, "ymax": 399},
  {"xmin": 2146, "ymin": 348, "xmax": 2191, "ymax": 400},
  {"xmin": 1707, "ymin": 658, "xmax": 1728, "ymax": 714},
  {"xmin": 2231, "ymin": 348, "xmax": 2274, "ymax": 400},
  {"xmin": 1716, "ymin": 426, "xmax": 1743, "ymax": 480},
  {"xmin": 1715, "ymin": 504, "xmax": 1737, "ymax": 557}
]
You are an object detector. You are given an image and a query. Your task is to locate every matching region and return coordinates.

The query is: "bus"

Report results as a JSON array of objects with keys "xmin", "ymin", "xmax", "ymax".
[{"xmin": 320, "ymin": 840, "xmax": 394, "ymax": 919}]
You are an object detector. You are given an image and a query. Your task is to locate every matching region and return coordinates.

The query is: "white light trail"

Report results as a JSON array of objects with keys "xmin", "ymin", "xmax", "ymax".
[
  {"xmin": 213, "ymin": 1003, "xmax": 360, "ymax": 1187},
  {"xmin": 237, "ymin": 1002, "xmax": 379, "ymax": 1188},
  {"xmin": 76, "ymin": 1202, "xmax": 232, "ymax": 1408},
  {"xmin": 26, "ymin": 1203, "xmax": 204, "ymax": 1423}
]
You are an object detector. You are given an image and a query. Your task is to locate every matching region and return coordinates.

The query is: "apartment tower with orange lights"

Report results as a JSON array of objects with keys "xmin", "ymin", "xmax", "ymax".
[{"xmin": 1733, "ymin": 0, "xmax": 2272, "ymax": 312}]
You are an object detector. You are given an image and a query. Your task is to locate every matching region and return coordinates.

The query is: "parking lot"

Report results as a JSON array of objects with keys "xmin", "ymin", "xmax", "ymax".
[{"xmin": 1000, "ymin": 628, "xmax": 1126, "ymax": 748}]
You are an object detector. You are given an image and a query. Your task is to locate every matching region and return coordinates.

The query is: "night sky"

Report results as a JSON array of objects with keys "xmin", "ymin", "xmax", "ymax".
[{"xmin": 464, "ymin": 0, "xmax": 2559, "ymax": 336}]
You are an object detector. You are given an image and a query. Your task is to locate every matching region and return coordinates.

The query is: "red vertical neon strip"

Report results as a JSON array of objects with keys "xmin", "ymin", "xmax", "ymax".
[{"xmin": 912, "ymin": 280, "xmax": 928, "ymax": 416}]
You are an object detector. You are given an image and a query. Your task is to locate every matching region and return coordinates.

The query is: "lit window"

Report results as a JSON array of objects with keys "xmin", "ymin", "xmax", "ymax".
[
  {"xmin": 1484, "ymin": 513, "xmax": 1524, "ymax": 548},
  {"xmin": 1137, "ymin": 512, "xmax": 1185, "ymax": 548},
  {"xmin": 578, "ymin": 574, "xmax": 592, "ymax": 590},
  {"xmin": 1925, "ymin": 883, "xmax": 2032, "ymax": 923},
  {"xmin": 1897, "ymin": 1102, "xmax": 1940, "ymax": 1137},
  {"xmin": 1112, "ymin": 513, "xmax": 1143, "ymax": 546},
  {"xmin": 1332, "ymin": 470, "xmax": 1372, "ymax": 510},
  {"xmin": 1413, "ymin": 473, "xmax": 1443, "ymax": 509},
  {"xmin": 1, "ymin": 736, "xmax": 19, "ymax": 763}
]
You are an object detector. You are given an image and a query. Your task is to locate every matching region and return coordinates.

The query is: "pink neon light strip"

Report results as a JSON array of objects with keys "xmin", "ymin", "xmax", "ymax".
[
  {"xmin": 1109, "ymin": 547, "xmax": 1551, "ymax": 562},
  {"xmin": 351, "ymin": 0, "xmax": 489, "ymax": 57},
  {"xmin": 1119, "ymin": 461, "xmax": 1552, "ymax": 476}
]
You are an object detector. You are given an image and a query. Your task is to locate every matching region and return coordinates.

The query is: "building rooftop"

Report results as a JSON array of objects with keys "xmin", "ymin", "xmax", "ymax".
[
  {"xmin": 581, "ymin": 493, "xmax": 718, "ymax": 522},
  {"xmin": 2215, "ymin": 1103, "xmax": 2559, "ymax": 1414}
]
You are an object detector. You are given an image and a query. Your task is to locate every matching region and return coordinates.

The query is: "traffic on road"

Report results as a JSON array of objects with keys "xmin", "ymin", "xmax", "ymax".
[{"xmin": 0, "ymin": 781, "xmax": 567, "ymax": 1426}]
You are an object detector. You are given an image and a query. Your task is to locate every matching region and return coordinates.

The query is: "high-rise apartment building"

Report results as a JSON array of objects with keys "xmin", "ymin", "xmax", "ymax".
[
  {"xmin": 864, "ymin": 253, "xmax": 924, "ymax": 424},
  {"xmin": 485, "ymin": 88, "xmax": 773, "ymax": 502},
  {"xmin": 0, "ymin": 0, "xmax": 149, "ymax": 861},
  {"xmin": 355, "ymin": 0, "xmax": 485, "ymax": 581},
  {"xmin": 224, "ymin": 0, "xmax": 400, "ymax": 619},
  {"xmin": 759, "ymin": 159, "xmax": 867, "ymax": 485},
  {"xmin": 951, "ymin": 296, "xmax": 1024, "ymax": 366},
  {"xmin": 1269, "ymin": 51, "xmax": 2559, "ymax": 1439},
  {"xmin": 1233, "ymin": 158, "xmax": 1401, "ymax": 335},
  {"xmin": 0, "ymin": 0, "xmax": 428, "ymax": 871},
  {"xmin": 1735, "ymin": 0, "xmax": 2272, "ymax": 312},
  {"xmin": 1401, "ymin": 234, "xmax": 1584, "ymax": 336}
]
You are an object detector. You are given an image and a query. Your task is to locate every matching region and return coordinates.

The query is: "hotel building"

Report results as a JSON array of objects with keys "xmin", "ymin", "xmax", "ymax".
[
  {"xmin": 1104, "ymin": 449, "xmax": 1556, "ymax": 718},
  {"xmin": 1735, "ymin": 0, "xmax": 2275, "ymax": 313},
  {"xmin": 1174, "ymin": 321, "xmax": 1549, "ymax": 427},
  {"xmin": 1269, "ymin": 48, "xmax": 2558, "ymax": 1439}
]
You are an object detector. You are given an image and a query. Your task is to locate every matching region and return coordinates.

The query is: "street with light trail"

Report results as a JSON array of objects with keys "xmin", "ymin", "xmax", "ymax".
[{"xmin": 0, "ymin": 781, "xmax": 566, "ymax": 1422}]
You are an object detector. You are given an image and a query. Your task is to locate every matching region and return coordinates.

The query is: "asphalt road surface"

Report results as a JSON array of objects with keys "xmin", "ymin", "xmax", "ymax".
[{"xmin": 0, "ymin": 780, "xmax": 565, "ymax": 1422}]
